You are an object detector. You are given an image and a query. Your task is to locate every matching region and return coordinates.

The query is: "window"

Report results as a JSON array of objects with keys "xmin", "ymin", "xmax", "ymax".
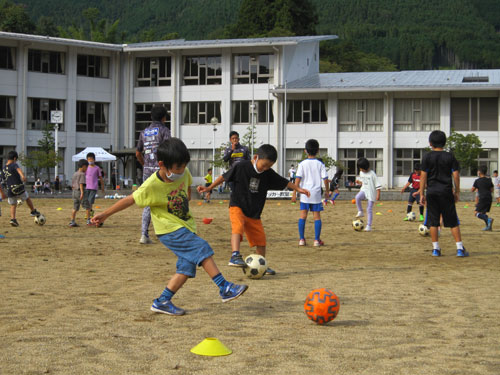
[
  {"xmin": 77, "ymin": 54, "xmax": 109, "ymax": 78},
  {"xmin": 136, "ymin": 57, "xmax": 171, "ymax": 87},
  {"xmin": 189, "ymin": 149, "xmax": 213, "ymax": 177},
  {"xmin": 451, "ymin": 97, "xmax": 498, "ymax": 131},
  {"xmin": 76, "ymin": 101, "xmax": 108, "ymax": 133},
  {"xmin": 28, "ymin": 49, "xmax": 65, "ymax": 74},
  {"xmin": 182, "ymin": 102, "xmax": 221, "ymax": 125},
  {"xmin": 232, "ymin": 101, "xmax": 274, "ymax": 124},
  {"xmin": 338, "ymin": 149, "xmax": 384, "ymax": 185},
  {"xmin": 394, "ymin": 99, "xmax": 440, "ymax": 131},
  {"xmin": 0, "ymin": 146, "xmax": 16, "ymax": 169},
  {"xmin": 134, "ymin": 103, "xmax": 171, "ymax": 143},
  {"xmin": 183, "ymin": 56, "xmax": 221, "ymax": 85},
  {"xmin": 0, "ymin": 46, "xmax": 15, "ymax": 70},
  {"xmin": 233, "ymin": 54, "xmax": 274, "ymax": 84},
  {"xmin": 394, "ymin": 149, "xmax": 428, "ymax": 176},
  {"xmin": 285, "ymin": 148, "xmax": 328, "ymax": 176},
  {"xmin": 28, "ymin": 98, "xmax": 64, "ymax": 131},
  {"xmin": 0, "ymin": 96, "xmax": 15, "ymax": 129},
  {"xmin": 461, "ymin": 149, "xmax": 498, "ymax": 177},
  {"xmin": 338, "ymin": 99, "xmax": 383, "ymax": 131},
  {"xmin": 287, "ymin": 100, "xmax": 327, "ymax": 123}
]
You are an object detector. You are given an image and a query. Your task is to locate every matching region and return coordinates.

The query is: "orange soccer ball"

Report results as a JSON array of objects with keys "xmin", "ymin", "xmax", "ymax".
[
  {"xmin": 304, "ymin": 288, "xmax": 340, "ymax": 325},
  {"xmin": 351, "ymin": 199, "xmax": 356, "ymax": 204}
]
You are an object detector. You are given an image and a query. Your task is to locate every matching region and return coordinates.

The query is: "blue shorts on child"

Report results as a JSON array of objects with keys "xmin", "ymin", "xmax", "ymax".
[
  {"xmin": 300, "ymin": 202, "xmax": 324, "ymax": 212},
  {"xmin": 158, "ymin": 227, "xmax": 214, "ymax": 278}
]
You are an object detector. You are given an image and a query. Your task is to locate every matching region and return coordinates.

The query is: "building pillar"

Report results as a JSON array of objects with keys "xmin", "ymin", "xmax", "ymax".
[{"xmin": 383, "ymin": 92, "xmax": 393, "ymax": 189}]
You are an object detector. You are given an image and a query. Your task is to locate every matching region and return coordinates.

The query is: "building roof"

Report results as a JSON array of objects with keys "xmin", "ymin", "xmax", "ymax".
[
  {"xmin": 0, "ymin": 31, "xmax": 123, "ymax": 51},
  {"xmin": 123, "ymin": 35, "xmax": 337, "ymax": 51},
  {"xmin": 273, "ymin": 70, "xmax": 500, "ymax": 92}
]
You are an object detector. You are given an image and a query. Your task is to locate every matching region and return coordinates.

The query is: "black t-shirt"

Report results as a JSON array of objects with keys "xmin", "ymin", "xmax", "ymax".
[
  {"xmin": 421, "ymin": 151, "xmax": 460, "ymax": 194},
  {"xmin": 223, "ymin": 160, "xmax": 289, "ymax": 219},
  {"xmin": 1, "ymin": 163, "xmax": 25, "ymax": 197},
  {"xmin": 473, "ymin": 177, "xmax": 493, "ymax": 201}
]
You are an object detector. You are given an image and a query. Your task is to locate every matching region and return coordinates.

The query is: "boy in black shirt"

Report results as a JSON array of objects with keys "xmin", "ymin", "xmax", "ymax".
[
  {"xmin": 471, "ymin": 165, "xmax": 494, "ymax": 231},
  {"xmin": 198, "ymin": 144, "xmax": 310, "ymax": 274},
  {"xmin": 418, "ymin": 131, "xmax": 468, "ymax": 257},
  {"xmin": 0, "ymin": 151, "xmax": 41, "ymax": 226}
]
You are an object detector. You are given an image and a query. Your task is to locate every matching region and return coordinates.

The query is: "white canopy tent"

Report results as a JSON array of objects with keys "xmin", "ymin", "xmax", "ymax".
[{"xmin": 72, "ymin": 147, "xmax": 116, "ymax": 162}]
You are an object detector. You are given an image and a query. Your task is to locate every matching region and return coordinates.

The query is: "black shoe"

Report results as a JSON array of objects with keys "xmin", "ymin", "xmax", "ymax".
[
  {"xmin": 10, "ymin": 219, "xmax": 19, "ymax": 227},
  {"xmin": 30, "ymin": 209, "xmax": 41, "ymax": 217},
  {"xmin": 264, "ymin": 267, "xmax": 276, "ymax": 275}
]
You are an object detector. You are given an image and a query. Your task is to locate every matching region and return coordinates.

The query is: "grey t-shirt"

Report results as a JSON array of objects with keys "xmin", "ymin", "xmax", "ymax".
[
  {"xmin": 136, "ymin": 121, "xmax": 171, "ymax": 173},
  {"xmin": 72, "ymin": 170, "xmax": 86, "ymax": 191}
]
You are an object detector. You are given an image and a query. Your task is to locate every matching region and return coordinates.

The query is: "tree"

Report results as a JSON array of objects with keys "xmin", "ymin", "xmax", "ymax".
[
  {"xmin": 212, "ymin": 124, "xmax": 257, "ymax": 170},
  {"xmin": 35, "ymin": 16, "xmax": 58, "ymax": 36},
  {"xmin": 297, "ymin": 151, "xmax": 341, "ymax": 173},
  {"xmin": 0, "ymin": 0, "xmax": 35, "ymax": 34},
  {"xmin": 445, "ymin": 130, "xmax": 482, "ymax": 174}
]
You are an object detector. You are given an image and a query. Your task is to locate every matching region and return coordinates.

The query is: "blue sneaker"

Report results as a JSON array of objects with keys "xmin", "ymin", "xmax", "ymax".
[
  {"xmin": 432, "ymin": 249, "xmax": 441, "ymax": 257},
  {"xmin": 228, "ymin": 253, "xmax": 246, "ymax": 267},
  {"xmin": 487, "ymin": 218, "xmax": 494, "ymax": 231},
  {"xmin": 220, "ymin": 283, "xmax": 248, "ymax": 303},
  {"xmin": 150, "ymin": 298, "xmax": 186, "ymax": 316},
  {"xmin": 456, "ymin": 248, "xmax": 469, "ymax": 257}
]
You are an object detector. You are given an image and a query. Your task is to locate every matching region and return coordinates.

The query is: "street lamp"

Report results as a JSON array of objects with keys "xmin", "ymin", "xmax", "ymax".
[{"xmin": 210, "ymin": 116, "xmax": 218, "ymax": 178}]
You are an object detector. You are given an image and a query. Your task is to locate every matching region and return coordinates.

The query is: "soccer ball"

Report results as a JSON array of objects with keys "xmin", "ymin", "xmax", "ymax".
[
  {"xmin": 418, "ymin": 224, "xmax": 430, "ymax": 236},
  {"xmin": 304, "ymin": 288, "xmax": 340, "ymax": 325},
  {"xmin": 34, "ymin": 214, "xmax": 46, "ymax": 226},
  {"xmin": 352, "ymin": 219, "xmax": 365, "ymax": 231},
  {"xmin": 243, "ymin": 254, "xmax": 267, "ymax": 279},
  {"xmin": 407, "ymin": 212, "xmax": 416, "ymax": 221}
]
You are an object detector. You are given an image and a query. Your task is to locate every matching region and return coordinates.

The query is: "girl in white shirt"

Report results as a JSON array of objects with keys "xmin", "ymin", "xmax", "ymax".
[{"xmin": 355, "ymin": 158, "xmax": 381, "ymax": 231}]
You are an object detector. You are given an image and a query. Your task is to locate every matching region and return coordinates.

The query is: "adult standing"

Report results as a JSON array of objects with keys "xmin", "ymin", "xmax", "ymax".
[
  {"xmin": 135, "ymin": 106, "xmax": 171, "ymax": 244},
  {"xmin": 223, "ymin": 131, "xmax": 250, "ymax": 191}
]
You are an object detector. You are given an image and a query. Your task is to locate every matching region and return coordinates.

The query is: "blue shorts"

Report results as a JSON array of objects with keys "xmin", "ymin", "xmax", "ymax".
[
  {"xmin": 158, "ymin": 227, "xmax": 214, "ymax": 278},
  {"xmin": 300, "ymin": 202, "xmax": 324, "ymax": 212}
]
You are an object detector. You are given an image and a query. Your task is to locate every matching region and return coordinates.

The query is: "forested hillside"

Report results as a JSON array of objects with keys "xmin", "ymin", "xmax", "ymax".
[{"xmin": 8, "ymin": 0, "xmax": 500, "ymax": 70}]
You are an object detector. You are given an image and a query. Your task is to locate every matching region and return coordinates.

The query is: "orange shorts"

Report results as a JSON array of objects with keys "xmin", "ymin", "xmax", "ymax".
[{"xmin": 229, "ymin": 206, "xmax": 266, "ymax": 247}]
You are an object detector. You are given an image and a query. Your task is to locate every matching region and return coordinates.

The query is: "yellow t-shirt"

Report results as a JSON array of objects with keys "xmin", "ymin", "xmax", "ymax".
[
  {"xmin": 133, "ymin": 169, "xmax": 196, "ymax": 235},
  {"xmin": 204, "ymin": 173, "xmax": 212, "ymax": 184}
]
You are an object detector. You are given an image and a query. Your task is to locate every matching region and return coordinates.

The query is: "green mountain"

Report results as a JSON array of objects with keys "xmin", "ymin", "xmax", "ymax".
[{"xmin": 12, "ymin": 0, "xmax": 500, "ymax": 70}]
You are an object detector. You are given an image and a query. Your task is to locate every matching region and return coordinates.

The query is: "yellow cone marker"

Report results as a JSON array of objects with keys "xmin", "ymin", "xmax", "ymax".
[
  {"xmin": 376, "ymin": 212, "xmax": 382, "ymax": 215},
  {"xmin": 57, "ymin": 207, "xmax": 62, "ymax": 210},
  {"xmin": 190, "ymin": 338, "xmax": 232, "ymax": 356}
]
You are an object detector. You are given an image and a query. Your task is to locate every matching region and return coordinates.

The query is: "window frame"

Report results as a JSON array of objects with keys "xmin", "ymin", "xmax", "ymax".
[
  {"xmin": 232, "ymin": 100, "xmax": 274, "ymax": 124},
  {"xmin": 183, "ymin": 55, "xmax": 222, "ymax": 86},
  {"xmin": 394, "ymin": 148, "xmax": 428, "ymax": 176},
  {"xmin": 233, "ymin": 54, "xmax": 274, "ymax": 84},
  {"xmin": 338, "ymin": 99, "xmax": 383, "ymax": 132},
  {"xmin": 76, "ymin": 101, "xmax": 109, "ymax": 133},
  {"xmin": 286, "ymin": 99, "xmax": 327, "ymax": 124},
  {"xmin": 394, "ymin": 98, "xmax": 440, "ymax": 132},
  {"xmin": 451, "ymin": 97, "xmax": 499, "ymax": 131},
  {"xmin": 77, "ymin": 54, "xmax": 109, "ymax": 78},
  {"xmin": 136, "ymin": 56, "xmax": 171, "ymax": 87},
  {"xmin": 182, "ymin": 102, "xmax": 222, "ymax": 125},
  {"xmin": 28, "ymin": 98, "xmax": 64, "ymax": 131},
  {"xmin": 28, "ymin": 49, "xmax": 65, "ymax": 74},
  {"xmin": 0, "ymin": 96, "xmax": 15, "ymax": 129},
  {"xmin": 0, "ymin": 46, "xmax": 15, "ymax": 70},
  {"xmin": 338, "ymin": 148, "xmax": 384, "ymax": 185}
]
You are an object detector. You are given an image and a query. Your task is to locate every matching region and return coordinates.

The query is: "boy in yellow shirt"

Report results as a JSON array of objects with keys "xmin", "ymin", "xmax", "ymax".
[
  {"xmin": 203, "ymin": 168, "xmax": 213, "ymax": 203},
  {"xmin": 92, "ymin": 138, "xmax": 248, "ymax": 315}
]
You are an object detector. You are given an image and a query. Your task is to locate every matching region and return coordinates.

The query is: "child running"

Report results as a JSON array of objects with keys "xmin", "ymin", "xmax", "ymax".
[
  {"xmin": 203, "ymin": 168, "xmax": 213, "ymax": 203},
  {"xmin": 471, "ymin": 165, "xmax": 494, "ymax": 231},
  {"xmin": 292, "ymin": 139, "xmax": 329, "ymax": 246},
  {"xmin": 91, "ymin": 138, "xmax": 248, "ymax": 316},
  {"xmin": 69, "ymin": 159, "xmax": 89, "ymax": 227},
  {"xmin": 328, "ymin": 168, "xmax": 343, "ymax": 205},
  {"xmin": 0, "ymin": 151, "xmax": 41, "ymax": 226},
  {"xmin": 84, "ymin": 152, "xmax": 104, "ymax": 225},
  {"xmin": 198, "ymin": 144, "xmax": 310, "ymax": 275},
  {"xmin": 355, "ymin": 157, "xmax": 381, "ymax": 232},
  {"xmin": 401, "ymin": 163, "xmax": 425, "ymax": 221},
  {"xmin": 418, "ymin": 130, "xmax": 468, "ymax": 257}
]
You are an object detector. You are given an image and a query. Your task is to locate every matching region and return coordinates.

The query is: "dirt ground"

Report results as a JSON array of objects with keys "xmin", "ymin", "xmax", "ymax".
[{"xmin": 0, "ymin": 196, "xmax": 499, "ymax": 375}]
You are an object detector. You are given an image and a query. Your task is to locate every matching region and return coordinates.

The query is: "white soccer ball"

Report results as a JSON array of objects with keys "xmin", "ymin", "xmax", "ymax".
[
  {"xmin": 407, "ymin": 212, "xmax": 416, "ymax": 221},
  {"xmin": 418, "ymin": 224, "xmax": 430, "ymax": 236},
  {"xmin": 34, "ymin": 214, "xmax": 46, "ymax": 226},
  {"xmin": 352, "ymin": 219, "xmax": 365, "ymax": 231},
  {"xmin": 243, "ymin": 254, "xmax": 267, "ymax": 279}
]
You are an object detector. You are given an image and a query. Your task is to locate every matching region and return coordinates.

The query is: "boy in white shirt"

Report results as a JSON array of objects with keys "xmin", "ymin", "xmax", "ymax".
[
  {"xmin": 292, "ymin": 139, "xmax": 329, "ymax": 246},
  {"xmin": 493, "ymin": 170, "xmax": 500, "ymax": 206},
  {"xmin": 355, "ymin": 157, "xmax": 381, "ymax": 232}
]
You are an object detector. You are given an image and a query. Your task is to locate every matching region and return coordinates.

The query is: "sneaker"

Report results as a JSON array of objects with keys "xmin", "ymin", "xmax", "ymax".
[
  {"xmin": 140, "ymin": 234, "xmax": 153, "ymax": 244},
  {"xmin": 432, "ymin": 249, "xmax": 441, "ymax": 257},
  {"xmin": 364, "ymin": 225, "xmax": 372, "ymax": 232},
  {"xmin": 86, "ymin": 219, "xmax": 92, "ymax": 226},
  {"xmin": 356, "ymin": 211, "xmax": 364, "ymax": 218},
  {"xmin": 30, "ymin": 209, "xmax": 40, "ymax": 217},
  {"xmin": 403, "ymin": 216, "xmax": 409, "ymax": 221},
  {"xmin": 220, "ymin": 283, "xmax": 248, "ymax": 303},
  {"xmin": 69, "ymin": 221, "xmax": 78, "ymax": 227},
  {"xmin": 151, "ymin": 299, "xmax": 186, "ymax": 316},
  {"xmin": 228, "ymin": 253, "xmax": 246, "ymax": 267},
  {"xmin": 419, "ymin": 214, "xmax": 425, "ymax": 222},
  {"xmin": 456, "ymin": 248, "xmax": 469, "ymax": 257},
  {"xmin": 90, "ymin": 210, "xmax": 95, "ymax": 218},
  {"xmin": 264, "ymin": 267, "xmax": 276, "ymax": 276},
  {"xmin": 487, "ymin": 218, "xmax": 494, "ymax": 231},
  {"xmin": 299, "ymin": 239, "xmax": 306, "ymax": 246},
  {"xmin": 10, "ymin": 219, "xmax": 19, "ymax": 227},
  {"xmin": 313, "ymin": 239, "xmax": 324, "ymax": 247}
]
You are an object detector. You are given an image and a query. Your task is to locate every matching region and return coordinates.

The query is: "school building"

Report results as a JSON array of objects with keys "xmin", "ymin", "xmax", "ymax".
[{"xmin": 1, "ymin": 31, "xmax": 499, "ymax": 189}]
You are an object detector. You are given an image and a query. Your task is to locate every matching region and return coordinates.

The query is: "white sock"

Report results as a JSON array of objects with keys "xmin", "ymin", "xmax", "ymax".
[
  {"xmin": 456, "ymin": 241, "xmax": 463, "ymax": 250},
  {"xmin": 432, "ymin": 242, "xmax": 440, "ymax": 250}
]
